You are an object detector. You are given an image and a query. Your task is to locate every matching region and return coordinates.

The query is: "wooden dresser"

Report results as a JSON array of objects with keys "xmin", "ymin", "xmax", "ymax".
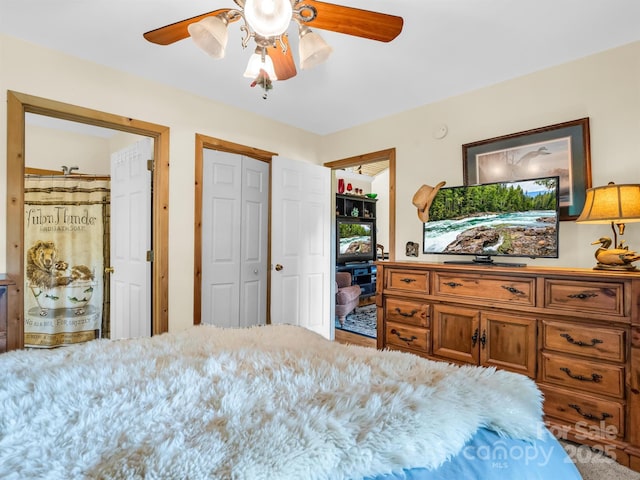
[
  {"xmin": 376, "ymin": 261, "xmax": 640, "ymax": 470},
  {"xmin": 0, "ymin": 274, "xmax": 15, "ymax": 354}
]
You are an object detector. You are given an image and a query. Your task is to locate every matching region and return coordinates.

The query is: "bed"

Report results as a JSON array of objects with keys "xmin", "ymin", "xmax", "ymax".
[{"xmin": 0, "ymin": 324, "xmax": 581, "ymax": 479}]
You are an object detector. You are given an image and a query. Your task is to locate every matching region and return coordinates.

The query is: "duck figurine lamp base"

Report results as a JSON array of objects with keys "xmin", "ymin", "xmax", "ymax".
[
  {"xmin": 590, "ymin": 237, "xmax": 640, "ymax": 271},
  {"xmin": 576, "ymin": 182, "xmax": 640, "ymax": 272}
]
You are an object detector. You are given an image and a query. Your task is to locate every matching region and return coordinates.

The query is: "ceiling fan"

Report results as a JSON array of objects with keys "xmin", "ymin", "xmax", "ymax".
[{"xmin": 144, "ymin": 0, "xmax": 403, "ymax": 94}]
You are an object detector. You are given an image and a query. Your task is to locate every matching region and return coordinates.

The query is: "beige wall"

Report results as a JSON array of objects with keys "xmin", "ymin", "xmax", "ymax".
[
  {"xmin": 319, "ymin": 41, "xmax": 640, "ymax": 269},
  {"xmin": 2, "ymin": 33, "xmax": 640, "ymax": 332},
  {"xmin": 26, "ymin": 123, "xmax": 113, "ymax": 175},
  {"xmin": 372, "ymin": 170, "xmax": 390, "ymax": 251},
  {"xmin": 26, "ymin": 121, "xmax": 153, "ymax": 175}
]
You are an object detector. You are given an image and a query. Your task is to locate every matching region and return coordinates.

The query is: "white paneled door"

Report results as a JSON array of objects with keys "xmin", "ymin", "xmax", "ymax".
[
  {"xmin": 270, "ymin": 157, "xmax": 331, "ymax": 339},
  {"xmin": 201, "ymin": 150, "xmax": 269, "ymax": 327},
  {"xmin": 110, "ymin": 137, "xmax": 153, "ymax": 340}
]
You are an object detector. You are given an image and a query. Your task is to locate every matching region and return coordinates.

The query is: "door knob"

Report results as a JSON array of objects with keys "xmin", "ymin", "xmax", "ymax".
[
  {"xmin": 275, "ymin": 264, "xmax": 283, "ymax": 271},
  {"xmin": 105, "ymin": 267, "xmax": 115, "ymax": 274}
]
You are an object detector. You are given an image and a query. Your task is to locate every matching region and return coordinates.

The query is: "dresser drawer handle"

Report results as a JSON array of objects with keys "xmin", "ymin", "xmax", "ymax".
[
  {"xmin": 444, "ymin": 282, "xmax": 462, "ymax": 288},
  {"xmin": 502, "ymin": 285, "xmax": 525, "ymax": 295},
  {"xmin": 560, "ymin": 367, "xmax": 602, "ymax": 383},
  {"xmin": 568, "ymin": 404, "xmax": 612, "ymax": 421},
  {"xmin": 567, "ymin": 292, "xmax": 598, "ymax": 300},
  {"xmin": 390, "ymin": 329, "xmax": 417, "ymax": 343},
  {"xmin": 394, "ymin": 307, "xmax": 418, "ymax": 318},
  {"xmin": 560, "ymin": 333, "xmax": 604, "ymax": 348},
  {"xmin": 471, "ymin": 329, "xmax": 487, "ymax": 348},
  {"xmin": 400, "ymin": 278, "xmax": 416, "ymax": 284}
]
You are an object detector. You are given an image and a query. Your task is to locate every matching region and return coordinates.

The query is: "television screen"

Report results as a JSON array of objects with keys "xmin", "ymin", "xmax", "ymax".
[
  {"xmin": 423, "ymin": 176, "xmax": 559, "ymax": 265},
  {"xmin": 337, "ymin": 218, "xmax": 376, "ymax": 264}
]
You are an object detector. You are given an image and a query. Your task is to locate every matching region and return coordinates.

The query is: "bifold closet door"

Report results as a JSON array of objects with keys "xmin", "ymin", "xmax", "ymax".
[{"xmin": 201, "ymin": 150, "xmax": 269, "ymax": 327}]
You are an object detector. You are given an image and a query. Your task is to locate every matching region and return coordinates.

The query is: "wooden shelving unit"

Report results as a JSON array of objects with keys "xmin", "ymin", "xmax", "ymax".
[{"xmin": 335, "ymin": 194, "xmax": 377, "ymax": 219}]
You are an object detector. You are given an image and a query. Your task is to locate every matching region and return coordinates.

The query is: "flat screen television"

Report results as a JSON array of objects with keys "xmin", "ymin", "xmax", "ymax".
[
  {"xmin": 337, "ymin": 218, "xmax": 376, "ymax": 265},
  {"xmin": 422, "ymin": 176, "xmax": 559, "ymax": 266}
]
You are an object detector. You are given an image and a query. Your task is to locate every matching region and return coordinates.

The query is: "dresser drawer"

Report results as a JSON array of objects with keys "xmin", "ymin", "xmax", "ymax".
[
  {"xmin": 544, "ymin": 279, "xmax": 625, "ymax": 316},
  {"xmin": 433, "ymin": 272, "xmax": 535, "ymax": 306},
  {"xmin": 543, "ymin": 320, "xmax": 625, "ymax": 362},
  {"xmin": 385, "ymin": 269, "xmax": 429, "ymax": 294},
  {"xmin": 384, "ymin": 298, "xmax": 429, "ymax": 327},
  {"xmin": 385, "ymin": 321, "xmax": 429, "ymax": 352},
  {"xmin": 541, "ymin": 384, "xmax": 624, "ymax": 438},
  {"xmin": 541, "ymin": 352, "xmax": 625, "ymax": 398}
]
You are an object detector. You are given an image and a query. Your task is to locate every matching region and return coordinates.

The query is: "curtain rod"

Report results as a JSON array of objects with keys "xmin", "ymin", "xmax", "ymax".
[{"xmin": 25, "ymin": 174, "xmax": 111, "ymax": 180}]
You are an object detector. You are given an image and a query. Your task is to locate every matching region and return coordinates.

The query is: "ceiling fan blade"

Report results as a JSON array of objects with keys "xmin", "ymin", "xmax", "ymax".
[
  {"xmin": 267, "ymin": 37, "xmax": 297, "ymax": 81},
  {"xmin": 143, "ymin": 9, "xmax": 233, "ymax": 45},
  {"xmin": 303, "ymin": 0, "xmax": 403, "ymax": 42}
]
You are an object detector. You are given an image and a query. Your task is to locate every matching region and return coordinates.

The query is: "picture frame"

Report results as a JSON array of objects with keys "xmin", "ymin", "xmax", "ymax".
[{"xmin": 462, "ymin": 118, "xmax": 592, "ymax": 221}]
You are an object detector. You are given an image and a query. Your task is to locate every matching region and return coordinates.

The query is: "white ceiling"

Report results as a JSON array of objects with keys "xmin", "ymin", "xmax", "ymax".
[{"xmin": 3, "ymin": 0, "xmax": 640, "ymax": 135}]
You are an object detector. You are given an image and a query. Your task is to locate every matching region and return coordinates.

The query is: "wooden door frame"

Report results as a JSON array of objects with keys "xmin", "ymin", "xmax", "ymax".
[
  {"xmin": 323, "ymin": 148, "xmax": 396, "ymax": 261},
  {"xmin": 5, "ymin": 90, "xmax": 170, "ymax": 351},
  {"xmin": 193, "ymin": 133, "xmax": 276, "ymax": 325}
]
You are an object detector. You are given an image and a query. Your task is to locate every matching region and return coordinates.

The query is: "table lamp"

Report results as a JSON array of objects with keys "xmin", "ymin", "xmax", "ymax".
[{"xmin": 576, "ymin": 182, "xmax": 640, "ymax": 271}]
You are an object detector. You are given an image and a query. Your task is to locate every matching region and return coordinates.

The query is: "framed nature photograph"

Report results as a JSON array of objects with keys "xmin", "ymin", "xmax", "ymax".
[{"xmin": 462, "ymin": 118, "xmax": 592, "ymax": 220}]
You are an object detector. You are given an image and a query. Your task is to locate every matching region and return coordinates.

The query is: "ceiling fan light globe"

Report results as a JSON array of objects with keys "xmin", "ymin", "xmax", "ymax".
[
  {"xmin": 299, "ymin": 31, "xmax": 333, "ymax": 69},
  {"xmin": 187, "ymin": 16, "xmax": 229, "ymax": 59},
  {"xmin": 243, "ymin": 52, "xmax": 278, "ymax": 80},
  {"xmin": 244, "ymin": 0, "xmax": 293, "ymax": 37}
]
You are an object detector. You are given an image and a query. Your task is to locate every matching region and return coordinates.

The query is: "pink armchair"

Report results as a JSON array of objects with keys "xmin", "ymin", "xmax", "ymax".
[{"xmin": 335, "ymin": 271, "xmax": 361, "ymax": 326}]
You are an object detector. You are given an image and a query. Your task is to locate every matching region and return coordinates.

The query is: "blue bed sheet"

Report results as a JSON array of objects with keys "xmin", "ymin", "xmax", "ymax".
[{"xmin": 365, "ymin": 427, "xmax": 581, "ymax": 480}]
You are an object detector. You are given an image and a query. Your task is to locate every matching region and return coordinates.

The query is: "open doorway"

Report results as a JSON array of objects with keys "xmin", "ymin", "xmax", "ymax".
[
  {"xmin": 324, "ymin": 149, "xmax": 396, "ymax": 348},
  {"xmin": 5, "ymin": 91, "xmax": 170, "ymax": 352},
  {"xmin": 22, "ymin": 115, "xmax": 153, "ymax": 346}
]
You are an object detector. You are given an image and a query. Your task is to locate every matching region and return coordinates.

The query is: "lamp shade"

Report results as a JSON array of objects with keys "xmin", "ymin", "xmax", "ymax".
[
  {"xmin": 244, "ymin": 0, "xmax": 293, "ymax": 38},
  {"xmin": 187, "ymin": 16, "xmax": 228, "ymax": 59},
  {"xmin": 243, "ymin": 51, "xmax": 278, "ymax": 80},
  {"xmin": 299, "ymin": 27, "xmax": 332, "ymax": 70},
  {"xmin": 576, "ymin": 183, "xmax": 640, "ymax": 223}
]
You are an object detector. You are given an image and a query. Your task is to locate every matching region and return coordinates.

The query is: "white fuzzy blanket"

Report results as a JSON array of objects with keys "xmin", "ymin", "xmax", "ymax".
[{"xmin": 0, "ymin": 325, "xmax": 543, "ymax": 479}]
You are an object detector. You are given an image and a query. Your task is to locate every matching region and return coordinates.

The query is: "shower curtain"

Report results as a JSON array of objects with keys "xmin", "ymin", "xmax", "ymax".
[{"xmin": 24, "ymin": 176, "xmax": 110, "ymax": 348}]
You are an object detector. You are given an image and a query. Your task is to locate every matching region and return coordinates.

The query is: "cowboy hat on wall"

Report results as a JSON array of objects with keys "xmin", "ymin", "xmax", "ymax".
[{"xmin": 412, "ymin": 181, "xmax": 446, "ymax": 222}]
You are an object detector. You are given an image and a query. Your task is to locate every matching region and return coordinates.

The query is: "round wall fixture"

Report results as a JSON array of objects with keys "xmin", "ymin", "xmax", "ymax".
[{"xmin": 432, "ymin": 124, "xmax": 448, "ymax": 139}]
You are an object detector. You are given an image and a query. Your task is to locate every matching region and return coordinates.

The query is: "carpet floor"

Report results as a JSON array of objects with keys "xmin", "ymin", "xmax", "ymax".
[
  {"xmin": 560, "ymin": 440, "xmax": 640, "ymax": 479},
  {"xmin": 335, "ymin": 303, "xmax": 377, "ymax": 338}
]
